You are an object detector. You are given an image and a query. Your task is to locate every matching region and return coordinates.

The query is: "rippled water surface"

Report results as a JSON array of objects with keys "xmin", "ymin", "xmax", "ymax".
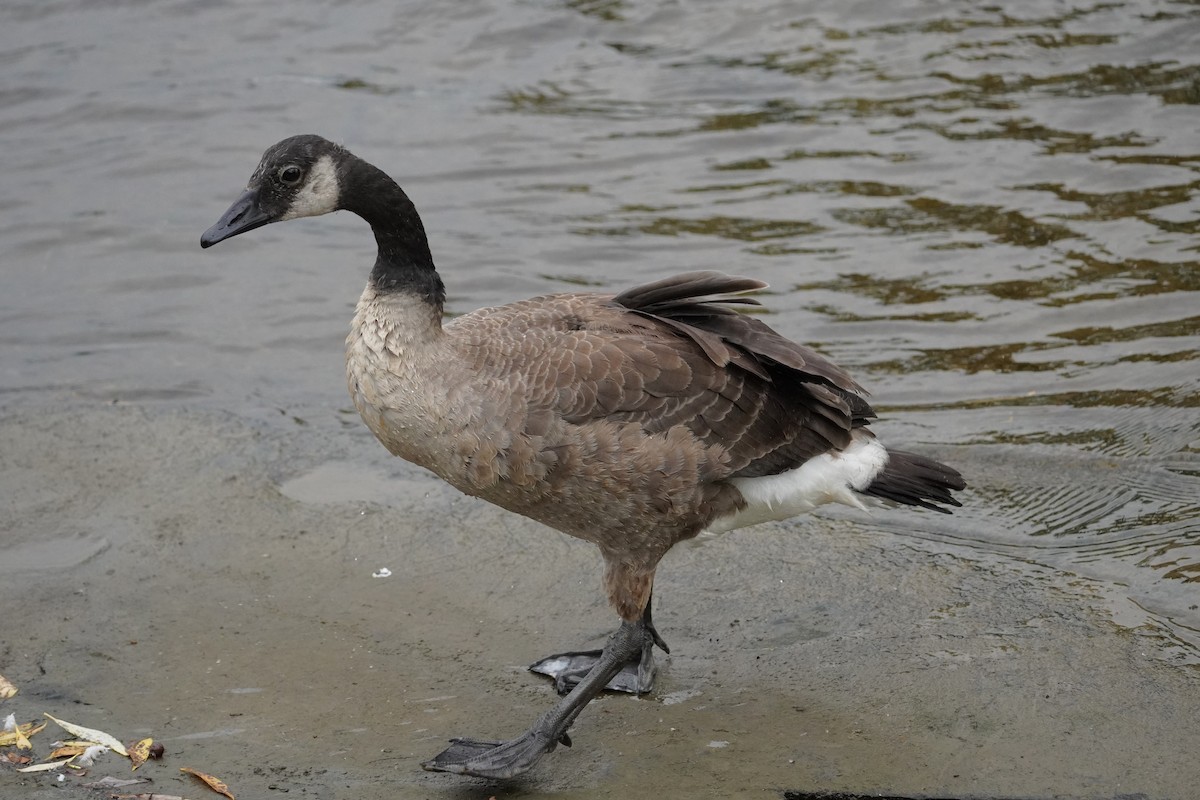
[{"xmin": 3, "ymin": 0, "xmax": 1197, "ymax": 669}]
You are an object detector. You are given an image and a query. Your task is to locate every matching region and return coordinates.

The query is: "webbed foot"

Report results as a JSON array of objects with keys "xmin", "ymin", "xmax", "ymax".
[
  {"xmin": 529, "ymin": 642, "xmax": 656, "ymax": 694},
  {"xmin": 530, "ymin": 607, "xmax": 669, "ymax": 695},
  {"xmin": 422, "ymin": 728, "xmax": 570, "ymax": 779},
  {"xmin": 422, "ymin": 616, "xmax": 656, "ymax": 778}
]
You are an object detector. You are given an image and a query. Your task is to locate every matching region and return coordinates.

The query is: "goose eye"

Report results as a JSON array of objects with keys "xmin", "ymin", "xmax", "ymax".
[{"xmin": 278, "ymin": 165, "xmax": 303, "ymax": 185}]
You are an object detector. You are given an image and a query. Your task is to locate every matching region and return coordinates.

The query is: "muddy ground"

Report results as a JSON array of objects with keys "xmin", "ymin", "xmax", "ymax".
[{"xmin": 1, "ymin": 402, "xmax": 1196, "ymax": 799}]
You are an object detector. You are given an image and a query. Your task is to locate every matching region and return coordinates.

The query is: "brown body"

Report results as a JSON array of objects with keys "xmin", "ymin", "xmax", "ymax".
[{"xmin": 346, "ymin": 276, "xmax": 867, "ymax": 620}]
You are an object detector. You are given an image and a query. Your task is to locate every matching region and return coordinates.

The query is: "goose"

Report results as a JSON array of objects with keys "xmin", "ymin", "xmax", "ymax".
[{"xmin": 201, "ymin": 134, "xmax": 965, "ymax": 779}]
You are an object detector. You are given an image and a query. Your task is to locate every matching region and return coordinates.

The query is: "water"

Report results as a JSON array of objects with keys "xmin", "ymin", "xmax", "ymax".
[{"xmin": 1, "ymin": 0, "xmax": 1198, "ymax": 792}]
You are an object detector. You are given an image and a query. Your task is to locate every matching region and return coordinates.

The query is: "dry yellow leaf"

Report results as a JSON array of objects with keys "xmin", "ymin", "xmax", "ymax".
[
  {"xmin": 0, "ymin": 673, "xmax": 16, "ymax": 699},
  {"xmin": 0, "ymin": 720, "xmax": 45, "ymax": 748},
  {"xmin": 48, "ymin": 744, "xmax": 90, "ymax": 760},
  {"xmin": 128, "ymin": 737, "xmax": 153, "ymax": 770},
  {"xmin": 14, "ymin": 723, "xmax": 31, "ymax": 750},
  {"xmin": 42, "ymin": 712, "xmax": 129, "ymax": 756},
  {"xmin": 81, "ymin": 776, "xmax": 150, "ymax": 789},
  {"xmin": 181, "ymin": 766, "xmax": 235, "ymax": 800},
  {"xmin": 15, "ymin": 758, "xmax": 72, "ymax": 773}
]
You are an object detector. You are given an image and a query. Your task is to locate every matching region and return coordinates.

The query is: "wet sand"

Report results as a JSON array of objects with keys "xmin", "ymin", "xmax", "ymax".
[{"xmin": 2, "ymin": 401, "xmax": 1196, "ymax": 799}]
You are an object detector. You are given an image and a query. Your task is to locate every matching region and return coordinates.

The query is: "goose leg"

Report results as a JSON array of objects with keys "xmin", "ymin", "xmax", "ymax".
[
  {"xmin": 422, "ymin": 617, "xmax": 655, "ymax": 778},
  {"xmin": 529, "ymin": 594, "xmax": 669, "ymax": 695}
]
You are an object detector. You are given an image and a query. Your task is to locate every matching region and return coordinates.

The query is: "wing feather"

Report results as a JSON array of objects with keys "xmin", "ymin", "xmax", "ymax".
[{"xmin": 450, "ymin": 271, "xmax": 875, "ymax": 481}]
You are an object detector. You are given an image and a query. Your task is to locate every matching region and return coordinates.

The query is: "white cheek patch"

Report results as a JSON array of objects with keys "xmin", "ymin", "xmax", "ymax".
[{"xmin": 280, "ymin": 154, "xmax": 340, "ymax": 220}]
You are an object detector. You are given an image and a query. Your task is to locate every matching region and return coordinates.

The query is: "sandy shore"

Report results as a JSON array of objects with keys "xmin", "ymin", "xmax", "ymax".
[{"xmin": 2, "ymin": 402, "xmax": 1196, "ymax": 799}]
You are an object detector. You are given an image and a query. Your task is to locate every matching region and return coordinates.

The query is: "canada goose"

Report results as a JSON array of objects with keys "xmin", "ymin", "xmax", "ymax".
[{"xmin": 201, "ymin": 134, "xmax": 965, "ymax": 779}]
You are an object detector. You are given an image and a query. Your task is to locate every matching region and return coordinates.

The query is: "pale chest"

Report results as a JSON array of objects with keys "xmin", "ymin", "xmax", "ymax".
[{"xmin": 344, "ymin": 293, "xmax": 464, "ymax": 478}]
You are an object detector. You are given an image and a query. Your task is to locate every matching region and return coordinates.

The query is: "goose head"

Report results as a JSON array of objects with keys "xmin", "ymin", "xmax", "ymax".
[{"xmin": 201, "ymin": 134, "xmax": 345, "ymax": 248}]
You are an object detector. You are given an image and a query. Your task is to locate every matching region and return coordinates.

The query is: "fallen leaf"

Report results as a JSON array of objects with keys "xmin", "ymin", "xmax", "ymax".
[
  {"xmin": 0, "ymin": 721, "xmax": 45, "ymax": 748},
  {"xmin": 2, "ymin": 752, "xmax": 32, "ymax": 765},
  {"xmin": 14, "ymin": 723, "xmax": 31, "ymax": 750},
  {"xmin": 42, "ymin": 713, "xmax": 128, "ymax": 756},
  {"xmin": 0, "ymin": 673, "xmax": 16, "ymax": 699},
  {"xmin": 48, "ymin": 744, "xmax": 90, "ymax": 759},
  {"xmin": 180, "ymin": 767, "xmax": 235, "ymax": 800},
  {"xmin": 81, "ymin": 775, "xmax": 151, "ymax": 789},
  {"xmin": 16, "ymin": 757, "xmax": 73, "ymax": 772},
  {"xmin": 129, "ymin": 737, "xmax": 154, "ymax": 770}
]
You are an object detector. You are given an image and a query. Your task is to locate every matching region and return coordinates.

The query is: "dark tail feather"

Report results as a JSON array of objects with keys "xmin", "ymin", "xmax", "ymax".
[{"xmin": 861, "ymin": 449, "xmax": 966, "ymax": 514}]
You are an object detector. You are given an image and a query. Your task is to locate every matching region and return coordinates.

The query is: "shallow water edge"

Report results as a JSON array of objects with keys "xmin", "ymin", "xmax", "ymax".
[{"xmin": 1, "ymin": 401, "xmax": 1196, "ymax": 799}]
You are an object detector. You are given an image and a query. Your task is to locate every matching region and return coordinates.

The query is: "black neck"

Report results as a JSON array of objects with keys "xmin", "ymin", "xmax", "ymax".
[{"xmin": 338, "ymin": 156, "xmax": 445, "ymax": 309}]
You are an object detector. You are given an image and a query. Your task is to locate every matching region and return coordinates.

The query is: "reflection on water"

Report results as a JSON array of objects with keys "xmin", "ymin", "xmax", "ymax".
[{"xmin": 1, "ymin": 0, "xmax": 1197, "ymax": 662}]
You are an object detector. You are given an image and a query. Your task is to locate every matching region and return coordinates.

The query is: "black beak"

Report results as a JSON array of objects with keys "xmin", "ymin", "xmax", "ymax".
[{"xmin": 201, "ymin": 188, "xmax": 274, "ymax": 248}]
